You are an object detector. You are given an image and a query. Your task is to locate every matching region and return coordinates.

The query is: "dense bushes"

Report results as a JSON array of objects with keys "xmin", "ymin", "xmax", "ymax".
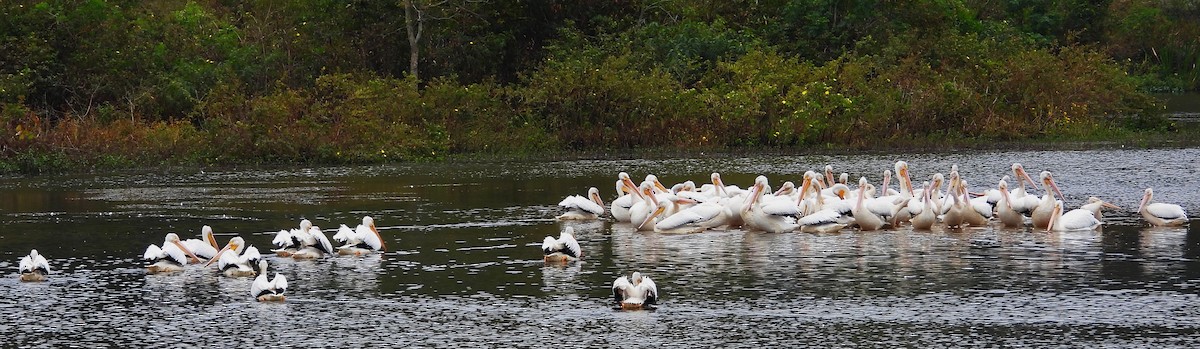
[{"xmin": 0, "ymin": 0, "xmax": 1195, "ymax": 173}]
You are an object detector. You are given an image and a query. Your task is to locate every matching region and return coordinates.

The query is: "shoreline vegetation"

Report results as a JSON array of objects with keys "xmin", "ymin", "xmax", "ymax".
[{"xmin": 3, "ymin": 1, "xmax": 1199, "ymax": 174}]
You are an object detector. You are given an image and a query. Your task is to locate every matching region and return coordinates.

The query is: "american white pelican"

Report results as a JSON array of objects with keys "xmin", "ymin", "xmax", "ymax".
[
  {"xmin": 181, "ymin": 225, "xmax": 220, "ymax": 260},
  {"xmin": 649, "ymin": 200, "xmax": 727, "ymax": 234},
  {"xmin": 1031, "ymin": 171, "xmax": 1066, "ymax": 229},
  {"xmin": 942, "ymin": 173, "xmax": 966, "ymax": 229},
  {"xmin": 1046, "ymin": 201, "xmax": 1102, "ymax": 232},
  {"xmin": 958, "ymin": 180, "xmax": 990, "ymax": 227},
  {"xmin": 1138, "ymin": 188, "xmax": 1188, "ymax": 227},
  {"xmin": 612, "ymin": 272, "xmax": 658, "ymax": 310},
  {"xmin": 996, "ymin": 179, "xmax": 1024, "ymax": 228},
  {"xmin": 18, "ymin": 249, "xmax": 49, "ymax": 282},
  {"xmin": 557, "ymin": 187, "xmax": 605, "ymax": 220},
  {"xmin": 143, "ymin": 233, "xmax": 202, "ymax": 273},
  {"xmin": 910, "ymin": 181, "xmax": 936, "ymax": 230},
  {"xmin": 250, "ymin": 260, "xmax": 287, "ymax": 302},
  {"xmin": 610, "ymin": 172, "xmax": 640, "ymax": 222},
  {"xmin": 629, "ymin": 183, "xmax": 663, "ymax": 231},
  {"xmin": 271, "ymin": 229, "xmax": 299, "ymax": 257},
  {"xmin": 645, "ymin": 174, "xmax": 671, "ymax": 194},
  {"xmin": 541, "ymin": 227, "xmax": 582, "ymax": 263},
  {"xmin": 333, "ymin": 216, "xmax": 387, "ymax": 256},
  {"xmin": 1080, "ymin": 197, "xmax": 1121, "ymax": 220},
  {"xmin": 798, "ymin": 208, "xmax": 849, "ymax": 233},
  {"xmin": 823, "ymin": 165, "xmax": 835, "ymax": 188},
  {"xmin": 208, "ymin": 237, "xmax": 263, "ymax": 277},
  {"xmin": 852, "ymin": 178, "xmax": 887, "ymax": 231},
  {"xmin": 742, "ymin": 176, "xmax": 799, "ymax": 233},
  {"xmin": 1008, "ymin": 163, "xmax": 1041, "ymax": 214},
  {"xmin": 291, "ymin": 221, "xmax": 335, "ymax": 259}
]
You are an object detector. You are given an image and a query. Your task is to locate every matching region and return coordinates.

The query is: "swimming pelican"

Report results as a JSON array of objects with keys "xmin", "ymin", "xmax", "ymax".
[
  {"xmin": 959, "ymin": 180, "xmax": 990, "ymax": 227},
  {"xmin": 629, "ymin": 183, "xmax": 660, "ymax": 231},
  {"xmin": 207, "ymin": 237, "xmax": 263, "ymax": 277},
  {"xmin": 250, "ymin": 260, "xmax": 287, "ymax": 302},
  {"xmin": 610, "ymin": 172, "xmax": 641, "ymax": 222},
  {"xmin": 333, "ymin": 216, "xmax": 387, "ymax": 256},
  {"xmin": 1008, "ymin": 163, "xmax": 1040, "ymax": 214},
  {"xmin": 18, "ymin": 249, "xmax": 50, "ymax": 282},
  {"xmin": 742, "ymin": 176, "xmax": 800, "ymax": 233},
  {"xmin": 649, "ymin": 199, "xmax": 727, "ymax": 234},
  {"xmin": 1046, "ymin": 201, "xmax": 1102, "ymax": 232},
  {"xmin": 1137, "ymin": 188, "xmax": 1188, "ymax": 226},
  {"xmin": 1080, "ymin": 197, "xmax": 1121, "ymax": 220},
  {"xmin": 292, "ymin": 222, "xmax": 335, "ymax": 259},
  {"xmin": 996, "ymin": 179, "xmax": 1024, "ymax": 228},
  {"xmin": 542, "ymin": 227, "xmax": 582, "ymax": 263},
  {"xmin": 557, "ymin": 187, "xmax": 605, "ymax": 220},
  {"xmin": 612, "ymin": 272, "xmax": 658, "ymax": 310},
  {"xmin": 1031, "ymin": 171, "xmax": 1066, "ymax": 229},
  {"xmin": 271, "ymin": 229, "xmax": 299, "ymax": 257},
  {"xmin": 852, "ymin": 178, "xmax": 887, "ymax": 231},
  {"xmin": 180, "ymin": 225, "xmax": 220, "ymax": 260},
  {"xmin": 143, "ymin": 233, "xmax": 201, "ymax": 273},
  {"xmin": 910, "ymin": 181, "xmax": 937, "ymax": 230}
]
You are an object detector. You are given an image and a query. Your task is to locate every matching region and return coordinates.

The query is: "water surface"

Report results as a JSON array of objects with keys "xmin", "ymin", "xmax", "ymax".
[{"xmin": 1, "ymin": 148, "xmax": 1198, "ymax": 347}]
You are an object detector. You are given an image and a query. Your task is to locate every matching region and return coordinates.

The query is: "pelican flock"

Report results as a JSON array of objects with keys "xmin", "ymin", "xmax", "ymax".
[{"xmin": 12, "ymin": 159, "xmax": 1191, "ymax": 310}]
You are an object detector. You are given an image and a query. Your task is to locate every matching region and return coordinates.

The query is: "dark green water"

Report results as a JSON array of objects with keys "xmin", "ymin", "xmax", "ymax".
[{"xmin": 0, "ymin": 148, "xmax": 1198, "ymax": 347}]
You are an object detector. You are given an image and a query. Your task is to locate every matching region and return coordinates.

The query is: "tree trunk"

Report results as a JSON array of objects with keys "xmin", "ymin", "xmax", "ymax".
[{"xmin": 403, "ymin": 0, "xmax": 422, "ymax": 81}]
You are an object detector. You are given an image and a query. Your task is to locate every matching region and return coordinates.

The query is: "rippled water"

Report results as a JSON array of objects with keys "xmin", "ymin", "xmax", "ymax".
[{"xmin": 1, "ymin": 148, "xmax": 1199, "ymax": 347}]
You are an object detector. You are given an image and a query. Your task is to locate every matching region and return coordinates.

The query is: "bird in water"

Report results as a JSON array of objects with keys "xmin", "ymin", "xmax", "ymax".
[
  {"xmin": 541, "ymin": 227, "xmax": 582, "ymax": 263},
  {"xmin": 612, "ymin": 272, "xmax": 658, "ymax": 310},
  {"xmin": 250, "ymin": 260, "xmax": 288, "ymax": 302},
  {"xmin": 18, "ymin": 249, "xmax": 50, "ymax": 282}
]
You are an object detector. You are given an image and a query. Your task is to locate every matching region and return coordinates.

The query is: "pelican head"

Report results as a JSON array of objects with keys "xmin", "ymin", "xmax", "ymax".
[
  {"xmin": 1138, "ymin": 187, "xmax": 1154, "ymax": 213},
  {"xmin": 206, "ymin": 236, "xmax": 245, "ymax": 267},
  {"xmin": 631, "ymin": 271, "xmax": 644, "ymax": 285}
]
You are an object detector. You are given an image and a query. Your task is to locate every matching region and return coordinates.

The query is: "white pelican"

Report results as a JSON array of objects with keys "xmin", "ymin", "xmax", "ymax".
[
  {"xmin": 250, "ymin": 260, "xmax": 287, "ymax": 302},
  {"xmin": 181, "ymin": 225, "xmax": 220, "ymax": 260},
  {"xmin": 542, "ymin": 227, "xmax": 582, "ymax": 263},
  {"xmin": 823, "ymin": 165, "xmax": 835, "ymax": 187},
  {"xmin": 911, "ymin": 181, "xmax": 936, "ymax": 230},
  {"xmin": 143, "ymin": 233, "xmax": 202, "ymax": 273},
  {"xmin": 1080, "ymin": 197, "xmax": 1121, "ymax": 220},
  {"xmin": 958, "ymin": 180, "xmax": 990, "ymax": 227},
  {"xmin": 612, "ymin": 272, "xmax": 658, "ymax": 310},
  {"xmin": 292, "ymin": 222, "xmax": 335, "ymax": 259},
  {"xmin": 942, "ymin": 174, "xmax": 966, "ymax": 229},
  {"xmin": 1031, "ymin": 171, "xmax": 1066, "ymax": 229},
  {"xmin": 629, "ymin": 183, "xmax": 660, "ymax": 231},
  {"xmin": 207, "ymin": 237, "xmax": 263, "ymax": 277},
  {"xmin": 852, "ymin": 178, "xmax": 887, "ymax": 231},
  {"xmin": 1046, "ymin": 201, "xmax": 1102, "ymax": 232},
  {"xmin": 742, "ymin": 176, "xmax": 800, "ymax": 233},
  {"xmin": 610, "ymin": 172, "xmax": 640, "ymax": 222},
  {"xmin": 1008, "ymin": 163, "xmax": 1041, "ymax": 214},
  {"xmin": 333, "ymin": 216, "xmax": 387, "ymax": 256},
  {"xmin": 271, "ymin": 229, "xmax": 299, "ymax": 257},
  {"xmin": 798, "ymin": 208, "xmax": 849, "ymax": 233},
  {"xmin": 18, "ymin": 249, "xmax": 50, "ymax": 282},
  {"xmin": 1138, "ymin": 188, "xmax": 1188, "ymax": 227},
  {"xmin": 648, "ymin": 200, "xmax": 727, "ymax": 234},
  {"xmin": 557, "ymin": 187, "xmax": 605, "ymax": 220},
  {"xmin": 996, "ymin": 179, "xmax": 1024, "ymax": 228}
]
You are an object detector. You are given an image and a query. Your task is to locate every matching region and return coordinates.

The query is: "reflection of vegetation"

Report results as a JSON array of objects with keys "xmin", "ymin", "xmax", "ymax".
[{"xmin": 1, "ymin": 1, "xmax": 1198, "ymax": 172}]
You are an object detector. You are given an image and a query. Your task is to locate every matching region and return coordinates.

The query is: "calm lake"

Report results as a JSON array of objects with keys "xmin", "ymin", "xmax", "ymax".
[{"xmin": 1, "ymin": 148, "xmax": 1198, "ymax": 347}]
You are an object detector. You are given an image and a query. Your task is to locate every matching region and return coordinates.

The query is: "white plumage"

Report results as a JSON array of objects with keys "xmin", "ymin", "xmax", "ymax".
[
  {"xmin": 18, "ymin": 249, "xmax": 50, "ymax": 282},
  {"xmin": 1138, "ymin": 188, "xmax": 1188, "ymax": 227},
  {"xmin": 250, "ymin": 260, "xmax": 288, "ymax": 302},
  {"xmin": 612, "ymin": 272, "xmax": 658, "ymax": 310},
  {"xmin": 557, "ymin": 187, "xmax": 605, "ymax": 220},
  {"xmin": 334, "ymin": 216, "xmax": 387, "ymax": 255},
  {"xmin": 541, "ymin": 227, "xmax": 582, "ymax": 262}
]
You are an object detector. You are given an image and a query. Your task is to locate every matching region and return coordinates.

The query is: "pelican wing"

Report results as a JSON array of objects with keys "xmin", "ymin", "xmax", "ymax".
[
  {"xmin": 970, "ymin": 197, "xmax": 994, "ymax": 218},
  {"xmin": 32, "ymin": 254, "xmax": 49, "ymax": 274},
  {"xmin": 1061, "ymin": 209, "xmax": 1101, "ymax": 230},
  {"xmin": 273, "ymin": 274, "xmax": 288, "ymax": 294},
  {"xmin": 161, "ymin": 243, "xmax": 190, "ymax": 266},
  {"xmin": 798, "ymin": 209, "xmax": 843, "ymax": 226},
  {"xmin": 311, "ymin": 228, "xmax": 335, "ymax": 255},
  {"xmin": 272, "ymin": 230, "xmax": 295, "ymax": 248},
  {"xmin": 356, "ymin": 223, "xmax": 384, "ymax": 251},
  {"xmin": 18, "ymin": 255, "xmax": 33, "ymax": 273},
  {"xmin": 182, "ymin": 239, "xmax": 219, "ymax": 260},
  {"xmin": 759, "ymin": 198, "xmax": 800, "ymax": 217},
  {"xmin": 143, "ymin": 244, "xmax": 164, "ymax": 260},
  {"xmin": 864, "ymin": 198, "xmax": 896, "ymax": 218},
  {"xmin": 612, "ymin": 276, "xmax": 633, "ymax": 303},
  {"xmin": 332, "ymin": 224, "xmax": 354, "ymax": 244},
  {"xmin": 655, "ymin": 210, "xmax": 707, "ymax": 230},
  {"xmin": 251, "ymin": 273, "xmax": 271, "ymax": 298},
  {"xmin": 241, "ymin": 246, "xmax": 263, "ymax": 266},
  {"xmin": 559, "ymin": 195, "xmax": 604, "ymax": 215},
  {"xmin": 560, "ymin": 234, "xmax": 582, "ymax": 259},
  {"xmin": 640, "ymin": 276, "xmax": 658, "ymax": 305},
  {"xmin": 218, "ymin": 249, "xmax": 242, "ymax": 271},
  {"xmin": 540, "ymin": 236, "xmax": 557, "ymax": 255},
  {"xmin": 1146, "ymin": 203, "xmax": 1188, "ymax": 220}
]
